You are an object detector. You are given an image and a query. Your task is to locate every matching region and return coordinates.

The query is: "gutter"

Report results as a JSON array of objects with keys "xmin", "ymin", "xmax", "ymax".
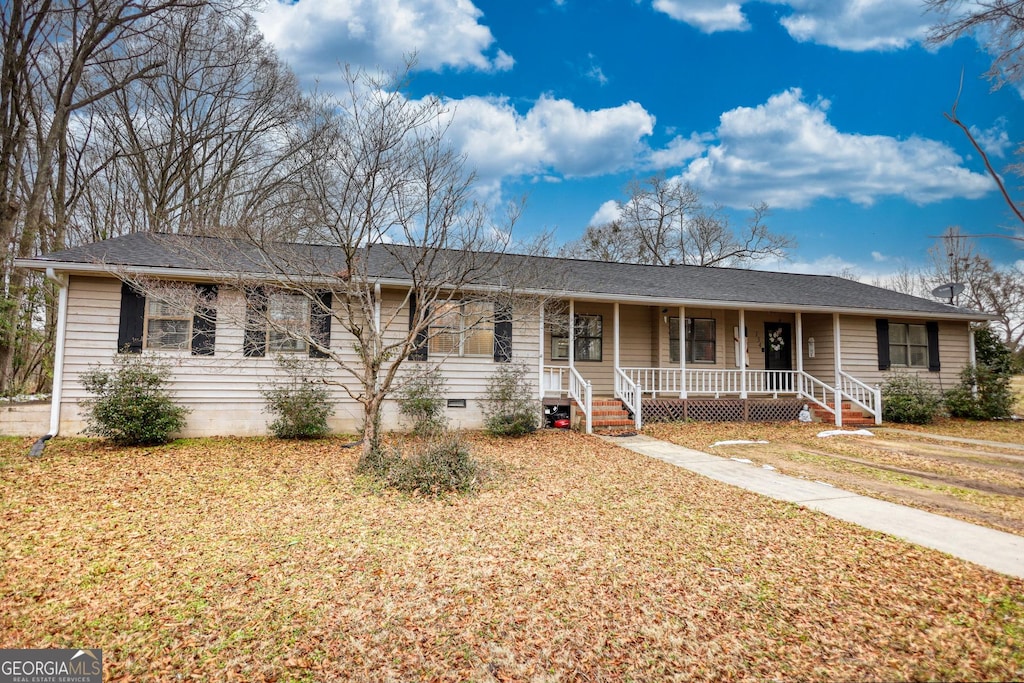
[{"xmin": 29, "ymin": 268, "xmax": 68, "ymax": 457}]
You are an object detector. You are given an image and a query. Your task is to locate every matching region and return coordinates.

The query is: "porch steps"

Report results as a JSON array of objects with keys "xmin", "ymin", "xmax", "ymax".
[
  {"xmin": 812, "ymin": 402, "xmax": 876, "ymax": 427},
  {"xmin": 574, "ymin": 398, "xmax": 636, "ymax": 431}
]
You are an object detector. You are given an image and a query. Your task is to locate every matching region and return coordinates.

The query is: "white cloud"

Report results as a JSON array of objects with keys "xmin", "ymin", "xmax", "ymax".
[
  {"xmin": 772, "ymin": 0, "xmax": 929, "ymax": 51},
  {"xmin": 652, "ymin": 0, "xmax": 749, "ymax": 32},
  {"xmin": 871, "ymin": 251, "xmax": 888, "ymax": 262},
  {"xmin": 678, "ymin": 88, "xmax": 994, "ymax": 209},
  {"xmin": 443, "ymin": 95, "xmax": 656, "ymax": 184},
  {"xmin": 589, "ymin": 200, "xmax": 621, "ymax": 226},
  {"xmin": 653, "ymin": 0, "xmax": 931, "ymax": 51},
  {"xmin": 256, "ymin": 0, "xmax": 511, "ymax": 83},
  {"xmin": 970, "ymin": 118, "xmax": 1013, "ymax": 159},
  {"xmin": 644, "ymin": 133, "xmax": 707, "ymax": 169}
]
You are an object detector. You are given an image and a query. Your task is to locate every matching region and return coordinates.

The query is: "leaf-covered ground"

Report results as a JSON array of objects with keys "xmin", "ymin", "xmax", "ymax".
[
  {"xmin": 646, "ymin": 419, "xmax": 1024, "ymax": 536},
  {"xmin": 1, "ymin": 432, "xmax": 1022, "ymax": 681}
]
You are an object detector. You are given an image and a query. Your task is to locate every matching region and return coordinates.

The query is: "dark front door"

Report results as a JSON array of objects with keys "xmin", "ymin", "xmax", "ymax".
[{"xmin": 764, "ymin": 322, "xmax": 792, "ymax": 391}]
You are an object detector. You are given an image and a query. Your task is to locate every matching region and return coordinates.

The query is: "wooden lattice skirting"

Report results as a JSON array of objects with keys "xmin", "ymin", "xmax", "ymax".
[{"xmin": 642, "ymin": 398, "xmax": 805, "ymax": 423}]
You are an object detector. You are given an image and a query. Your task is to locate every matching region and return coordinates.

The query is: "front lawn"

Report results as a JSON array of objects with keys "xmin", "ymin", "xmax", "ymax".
[{"xmin": 1, "ymin": 432, "xmax": 1022, "ymax": 681}]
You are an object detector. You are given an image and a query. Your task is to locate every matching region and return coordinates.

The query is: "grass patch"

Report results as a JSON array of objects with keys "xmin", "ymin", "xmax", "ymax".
[{"xmin": 1, "ymin": 432, "xmax": 1022, "ymax": 680}]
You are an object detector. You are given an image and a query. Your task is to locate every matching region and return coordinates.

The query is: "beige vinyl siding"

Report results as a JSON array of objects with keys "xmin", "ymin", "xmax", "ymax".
[
  {"xmin": 543, "ymin": 302, "xmax": 652, "ymax": 397},
  {"xmin": 801, "ymin": 313, "xmax": 837, "ymax": 384},
  {"xmin": 395, "ymin": 293, "xmax": 540, "ymax": 428},
  {"xmin": 58, "ymin": 277, "xmax": 540, "ymax": 435},
  {"xmin": 837, "ymin": 315, "xmax": 970, "ymax": 390}
]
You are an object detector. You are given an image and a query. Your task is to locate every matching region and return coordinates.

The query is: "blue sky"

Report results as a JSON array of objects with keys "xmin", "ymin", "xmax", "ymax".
[{"xmin": 255, "ymin": 0, "xmax": 1023, "ymax": 278}]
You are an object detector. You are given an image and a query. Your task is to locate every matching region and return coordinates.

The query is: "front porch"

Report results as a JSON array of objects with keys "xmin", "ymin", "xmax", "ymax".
[{"xmin": 537, "ymin": 300, "xmax": 882, "ymax": 434}]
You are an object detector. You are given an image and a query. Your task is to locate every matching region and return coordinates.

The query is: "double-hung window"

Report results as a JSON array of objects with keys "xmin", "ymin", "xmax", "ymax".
[
  {"xmin": 428, "ymin": 301, "xmax": 494, "ymax": 357},
  {"xmin": 888, "ymin": 323, "xmax": 928, "ymax": 368},
  {"xmin": 268, "ymin": 292, "xmax": 309, "ymax": 353},
  {"xmin": 669, "ymin": 317, "xmax": 716, "ymax": 363},
  {"xmin": 144, "ymin": 295, "xmax": 192, "ymax": 350},
  {"xmin": 551, "ymin": 314, "xmax": 603, "ymax": 362}
]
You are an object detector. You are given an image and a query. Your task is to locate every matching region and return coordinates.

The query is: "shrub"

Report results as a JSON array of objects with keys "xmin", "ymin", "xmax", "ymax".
[
  {"xmin": 945, "ymin": 327, "xmax": 1015, "ymax": 419},
  {"xmin": 945, "ymin": 365, "xmax": 1014, "ymax": 419},
  {"xmin": 397, "ymin": 366, "xmax": 448, "ymax": 436},
  {"xmin": 481, "ymin": 363, "xmax": 538, "ymax": 437},
  {"xmin": 384, "ymin": 433, "xmax": 480, "ymax": 495},
  {"xmin": 261, "ymin": 357, "xmax": 332, "ymax": 439},
  {"xmin": 80, "ymin": 353, "xmax": 189, "ymax": 445},
  {"xmin": 881, "ymin": 373, "xmax": 944, "ymax": 425}
]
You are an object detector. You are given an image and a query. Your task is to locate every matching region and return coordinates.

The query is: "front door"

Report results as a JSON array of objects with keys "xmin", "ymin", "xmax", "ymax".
[{"xmin": 764, "ymin": 322, "xmax": 792, "ymax": 391}]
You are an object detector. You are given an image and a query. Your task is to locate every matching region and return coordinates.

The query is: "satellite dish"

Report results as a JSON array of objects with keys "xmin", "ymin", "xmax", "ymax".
[{"xmin": 931, "ymin": 282, "xmax": 965, "ymax": 303}]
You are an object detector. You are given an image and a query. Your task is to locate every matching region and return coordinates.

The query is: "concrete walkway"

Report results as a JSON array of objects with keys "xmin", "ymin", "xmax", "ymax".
[{"xmin": 602, "ymin": 433, "xmax": 1024, "ymax": 579}]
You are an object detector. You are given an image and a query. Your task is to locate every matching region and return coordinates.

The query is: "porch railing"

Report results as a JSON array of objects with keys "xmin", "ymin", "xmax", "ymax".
[
  {"xmin": 839, "ymin": 370, "xmax": 882, "ymax": 425},
  {"xmin": 621, "ymin": 367, "xmax": 805, "ymax": 398},
  {"xmin": 622, "ymin": 367, "xmax": 878, "ymax": 425},
  {"xmin": 614, "ymin": 367, "xmax": 642, "ymax": 430},
  {"xmin": 568, "ymin": 366, "xmax": 592, "ymax": 434},
  {"xmin": 542, "ymin": 365, "xmax": 568, "ymax": 397},
  {"xmin": 796, "ymin": 372, "xmax": 836, "ymax": 417}
]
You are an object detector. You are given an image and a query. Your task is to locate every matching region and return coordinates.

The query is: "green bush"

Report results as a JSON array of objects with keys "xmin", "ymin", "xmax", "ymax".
[
  {"xmin": 80, "ymin": 354, "xmax": 190, "ymax": 445},
  {"xmin": 261, "ymin": 357, "xmax": 332, "ymax": 439},
  {"xmin": 945, "ymin": 327, "xmax": 1015, "ymax": 419},
  {"xmin": 881, "ymin": 373, "xmax": 944, "ymax": 425},
  {"xmin": 397, "ymin": 367, "xmax": 448, "ymax": 436},
  {"xmin": 481, "ymin": 363, "xmax": 538, "ymax": 437}
]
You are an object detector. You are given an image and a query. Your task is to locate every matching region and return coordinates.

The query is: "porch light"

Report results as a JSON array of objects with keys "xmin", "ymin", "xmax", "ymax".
[{"xmin": 807, "ymin": 337, "xmax": 815, "ymax": 358}]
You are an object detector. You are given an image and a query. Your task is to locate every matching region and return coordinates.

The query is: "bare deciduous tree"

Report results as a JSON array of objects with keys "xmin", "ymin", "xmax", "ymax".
[
  {"xmin": 0, "ymin": 0, "xmax": 249, "ymax": 393},
  {"xmin": 561, "ymin": 176, "xmax": 793, "ymax": 267},
  {"xmin": 924, "ymin": 226, "xmax": 1024, "ymax": 349},
  {"xmin": 926, "ymin": 0, "xmax": 1024, "ymax": 228},
  {"xmin": 156, "ymin": 66, "xmax": 528, "ymax": 465}
]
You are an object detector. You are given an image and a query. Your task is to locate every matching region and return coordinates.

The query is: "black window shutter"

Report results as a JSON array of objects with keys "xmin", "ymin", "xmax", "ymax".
[
  {"xmin": 309, "ymin": 290, "xmax": 332, "ymax": 358},
  {"xmin": 875, "ymin": 319, "xmax": 890, "ymax": 371},
  {"xmin": 926, "ymin": 321, "xmax": 941, "ymax": 372},
  {"xmin": 243, "ymin": 286, "xmax": 268, "ymax": 358},
  {"xmin": 191, "ymin": 284, "xmax": 218, "ymax": 356},
  {"xmin": 408, "ymin": 292, "xmax": 428, "ymax": 360},
  {"xmin": 117, "ymin": 281, "xmax": 146, "ymax": 354},
  {"xmin": 493, "ymin": 302, "xmax": 512, "ymax": 363}
]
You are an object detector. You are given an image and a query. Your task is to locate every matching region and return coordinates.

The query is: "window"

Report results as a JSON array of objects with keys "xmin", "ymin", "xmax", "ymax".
[
  {"xmin": 268, "ymin": 292, "xmax": 309, "ymax": 353},
  {"xmin": 889, "ymin": 323, "xmax": 928, "ymax": 368},
  {"xmin": 144, "ymin": 296, "xmax": 192, "ymax": 350},
  {"xmin": 669, "ymin": 317, "xmax": 716, "ymax": 363},
  {"xmin": 551, "ymin": 314, "xmax": 603, "ymax": 362},
  {"xmin": 244, "ymin": 288, "xmax": 329, "ymax": 358},
  {"xmin": 428, "ymin": 301, "xmax": 494, "ymax": 357}
]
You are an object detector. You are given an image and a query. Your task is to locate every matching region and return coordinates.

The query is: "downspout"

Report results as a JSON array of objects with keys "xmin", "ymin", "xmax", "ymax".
[{"xmin": 30, "ymin": 268, "xmax": 69, "ymax": 456}]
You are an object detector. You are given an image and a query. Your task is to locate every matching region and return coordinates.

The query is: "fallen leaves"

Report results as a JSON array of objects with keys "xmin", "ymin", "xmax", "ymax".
[
  {"xmin": 647, "ymin": 419, "xmax": 1024, "ymax": 535},
  {"xmin": 0, "ymin": 431, "xmax": 1022, "ymax": 681}
]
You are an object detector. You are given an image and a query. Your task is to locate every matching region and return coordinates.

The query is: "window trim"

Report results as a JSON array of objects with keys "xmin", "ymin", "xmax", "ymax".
[
  {"xmin": 266, "ymin": 291, "xmax": 311, "ymax": 354},
  {"xmin": 888, "ymin": 322, "xmax": 929, "ymax": 369},
  {"xmin": 669, "ymin": 316, "xmax": 716, "ymax": 364},
  {"xmin": 142, "ymin": 293, "xmax": 193, "ymax": 351},
  {"xmin": 427, "ymin": 300, "xmax": 495, "ymax": 358},
  {"xmin": 551, "ymin": 313, "xmax": 603, "ymax": 362}
]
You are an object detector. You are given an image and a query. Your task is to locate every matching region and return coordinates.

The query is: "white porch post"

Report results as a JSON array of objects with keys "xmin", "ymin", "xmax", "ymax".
[
  {"xmin": 568, "ymin": 299, "xmax": 575, "ymax": 368},
  {"xmin": 373, "ymin": 283, "xmax": 382, "ymax": 334},
  {"xmin": 968, "ymin": 323, "xmax": 979, "ymax": 397},
  {"xmin": 795, "ymin": 311, "xmax": 803, "ymax": 374},
  {"xmin": 678, "ymin": 305, "xmax": 687, "ymax": 398},
  {"xmin": 538, "ymin": 302, "xmax": 545, "ymax": 400},
  {"xmin": 739, "ymin": 308, "xmax": 747, "ymax": 399},
  {"xmin": 795, "ymin": 310, "xmax": 804, "ymax": 402},
  {"xmin": 613, "ymin": 302, "xmax": 620, "ymax": 371},
  {"xmin": 833, "ymin": 312, "xmax": 843, "ymax": 427}
]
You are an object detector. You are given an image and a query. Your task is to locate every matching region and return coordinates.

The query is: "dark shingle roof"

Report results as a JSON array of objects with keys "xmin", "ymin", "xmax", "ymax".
[{"xmin": 21, "ymin": 232, "xmax": 985, "ymax": 318}]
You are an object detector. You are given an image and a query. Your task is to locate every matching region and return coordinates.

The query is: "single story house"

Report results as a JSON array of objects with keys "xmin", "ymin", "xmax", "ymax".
[{"xmin": 13, "ymin": 232, "xmax": 990, "ymax": 437}]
